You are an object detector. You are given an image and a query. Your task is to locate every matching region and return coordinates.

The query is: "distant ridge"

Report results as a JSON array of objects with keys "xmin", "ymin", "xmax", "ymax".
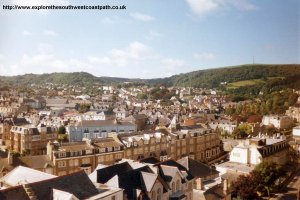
[{"xmin": 0, "ymin": 64, "xmax": 299, "ymax": 88}]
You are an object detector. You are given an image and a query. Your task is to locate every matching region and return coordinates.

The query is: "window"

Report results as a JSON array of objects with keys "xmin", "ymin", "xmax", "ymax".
[
  {"xmin": 69, "ymin": 159, "xmax": 74, "ymax": 167},
  {"xmin": 97, "ymin": 155, "xmax": 104, "ymax": 162},
  {"xmin": 59, "ymin": 152, "xmax": 66, "ymax": 158},
  {"xmin": 74, "ymin": 159, "xmax": 79, "ymax": 166},
  {"xmin": 58, "ymin": 161, "xmax": 66, "ymax": 168},
  {"xmin": 206, "ymin": 151, "xmax": 210, "ymax": 158},
  {"xmin": 84, "ymin": 132, "xmax": 90, "ymax": 138},
  {"xmin": 115, "ymin": 153, "xmax": 123, "ymax": 159},
  {"xmin": 111, "ymin": 196, "xmax": 116, "ymax": 200},
  {"xmin": 176, "ymin": 180, "xmax": 180, "ymax": 191},
  {"xmin": 107, "ymin": 147, "xmax": 112, "ymax": 152},
  {"xmin": 82, "ymin": 157, "xmax": 90, "ymax": 164},
  {"xmin": 151, "ymin": 191, "xmax": 156, "ymax": 200},
  {"xmin": 172, "ymin": 182, "xmax": 175, "ymax": 193},
  {"xmin": 105, "ymin": 154, "xmax": 113, "ymax": 161},
  {"xmin": 85, "ymin": 149, "xmax": 93, "ymax": 154},
  {"xmin": 157, "ymin": 188, "xmax": 162, "ymax": 200}
]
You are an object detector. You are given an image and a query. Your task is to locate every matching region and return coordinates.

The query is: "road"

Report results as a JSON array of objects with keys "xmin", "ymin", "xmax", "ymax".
[{"xmin": 277, "ymin": 167, "xmax": 300, "ymax": 200}]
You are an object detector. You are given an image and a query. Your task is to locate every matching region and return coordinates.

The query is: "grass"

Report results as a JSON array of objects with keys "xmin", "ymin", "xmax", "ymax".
[{"xmin": 226, "ymin": 77, "xmax": 283, "ymax": 89}]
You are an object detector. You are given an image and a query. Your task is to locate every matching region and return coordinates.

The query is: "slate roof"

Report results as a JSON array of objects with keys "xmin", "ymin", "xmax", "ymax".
[
  {"xmin": 0, "ymin": 185, "xmax": 29, "ymax": 200},
  {"xmin": 203, "ymin": 185, "xmax": 227, "ymax": 200},
  {"xmin": 139, "ymin": 157, "xmax": 160, "ymax": 164},
  {"xmin": 97, "ymin": 162, "xmax": 133, "ymax": 184},
  {"xmin": 46, "ymin": 99, "xmax": 68, "ymax": 105},
  {"xmin": 118, "ymin": 166, "xmax": 155, "ymax": 200},
  {"xmin": 79, "ymin": 120, "xmax": 134, "ymax": 127},
  {"xmin": 154, "ymin": 159, "xmax": 194, "ymax": 181},
  {"xmin": 14, "ymin": 155, "xmax": 54, "ymax": 170},
  {"xmin": 0, "ymin": 170, "xmax": 101, "ymax": 200},
  {"xmin": 177, "ymin": 157, "xmax": 219, "ymax": 178},
  {"xmin": 0, "ymin": 166, "xmax": 56, "ymax": 187}
]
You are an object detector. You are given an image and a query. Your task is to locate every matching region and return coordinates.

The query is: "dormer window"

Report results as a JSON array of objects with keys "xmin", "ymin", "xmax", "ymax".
[
  {"xmin": 107, "ymin": 147, "xmax": 112, "ymax": 152},
  {"xmin": 85, "ymin": 149, "xmax": 93, "ymax": 154},
  {"xmin": 59, "ymin": 152, "xmax": 66, "ymax": 158}
]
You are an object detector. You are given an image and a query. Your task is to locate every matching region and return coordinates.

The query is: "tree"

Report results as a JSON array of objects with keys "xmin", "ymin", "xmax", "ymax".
[
  {"xmin": 137, "ymin": 92, "xmax": 148, "ymax": 100},
  {"xmin": 232, "ymin": 162, "xmax": 285, "ymax": 198},
  {"xmin": 232, "ymin": 174, "xmax": 259, "ymax": 200},
  {"xmin": 247, "ymin": 115, "xmax": 262, "ymax": 123},
  {"xmin": 58, "ymin": 125, "xmax": 66, "ymax": 134},
  {"xmin": 232, "ymin": 123, "xmax": 252, "ymax": 139},
  {"xmin": 253, "ymin": 162, "xmax": 285, "ymax": 197},
  {"xmin": 79, "ymin": 103, "xmax": 91, "ymax": 113}
]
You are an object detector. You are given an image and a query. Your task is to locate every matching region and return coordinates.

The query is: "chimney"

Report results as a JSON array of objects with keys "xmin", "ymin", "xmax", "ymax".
[
  {"xmin": 7, "ymin": 151, "xmax": 13, "ymax": 165},
  {"xmin": 223, "ymin": 179, "xmax": 228, "ymax": 193},
  {"xmin": 47, "ymin": 141, "xmax": 54, "ymax": 161},
  {"xmin": 196, "ymin": 178, "xmax": 204, "ymax": 190}
]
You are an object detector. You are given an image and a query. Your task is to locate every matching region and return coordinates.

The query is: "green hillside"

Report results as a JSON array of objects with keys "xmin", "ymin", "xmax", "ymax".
[
  {"xmin": 148, "ymin": 64, "xmax": 300, "ymax": 88},
  {"xmin": 0, "ymin": 64, "xmax": 299, "ymax": 91}
]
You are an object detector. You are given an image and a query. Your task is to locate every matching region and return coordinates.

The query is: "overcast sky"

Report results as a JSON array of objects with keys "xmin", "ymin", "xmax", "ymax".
[{"xmin": 0, "ymin": 0, "xmax": 299, "ymax": 78}]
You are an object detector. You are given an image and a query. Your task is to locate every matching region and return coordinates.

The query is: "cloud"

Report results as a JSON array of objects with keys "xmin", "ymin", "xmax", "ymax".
[
  {"xmin": 130, "ymin": 12, "xmax": 155, "ymax": 21},
  {"xmin": 2, "ymin": 43, "xmax": 90, "ymax": 75},
  {"xmin": 185, "ymin": 0, "xmax": 257, "ymax": 16},
  {"xmin": 186, "ymin": 0, "xmax": 221, "ymax": 16},
  {"xmin": 3, "ymin": 42, "xmax": 156, "ymax": 77},
  {"xmin": 194, "ymin": 52, "xmax": 216, "ymax": 60},
  {"xmin": 161, "ymin": 58, "xmax": 185, "ymax": 68},
  {"xmin": 89, "ymin": 41, "xmax": 154, "ymax": 67},
  {"xmin": 145, "ymin": 30, "xmax": 163, "ymax": 40},
  {"xmin": 100, "ymin": 17, "xmax": 115, "ymax": 24},
  {"xmin": 22, "ymin": 30, "xmax": 33, "ymax": 36},
  {"xmin": 44, "ymin": 30, "xmax": 58, "ymax": 36},
  {"xmin": 230, "ymin": 0, "xmax": 257, "ymax": 11}
]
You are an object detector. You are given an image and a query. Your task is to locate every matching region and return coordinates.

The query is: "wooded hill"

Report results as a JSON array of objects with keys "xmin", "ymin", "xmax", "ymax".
[{"xmin": 0, "ymin": 64, "xmax": 300, "ymax": 90}]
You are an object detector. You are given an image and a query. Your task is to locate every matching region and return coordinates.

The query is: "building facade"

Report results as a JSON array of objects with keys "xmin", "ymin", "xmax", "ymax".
[
  {"xmin": 67, "ymin": 119, "xmax": 137, "ymax": 142},
  {"xmin": 10, "ymin": 125, "xmax": 57, "ymax": 155}
]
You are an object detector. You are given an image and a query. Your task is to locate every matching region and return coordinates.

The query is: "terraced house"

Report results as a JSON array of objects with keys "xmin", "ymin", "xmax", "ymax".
[
  {"xmin": 66, "ymin": 119, "xmax": 137, "ymax": 142},
  {"xmin": 47, "ymin": 137, "xmax": 124, "ymax": 176},
  {"xmin": 9, "ymin": 124, "xmax": 57, "ymax": 155}
]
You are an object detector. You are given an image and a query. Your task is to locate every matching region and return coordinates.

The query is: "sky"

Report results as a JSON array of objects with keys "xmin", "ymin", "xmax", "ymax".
[{"xmin": 0, "ymin": 0, "xmax": 299, "ymax": 78}]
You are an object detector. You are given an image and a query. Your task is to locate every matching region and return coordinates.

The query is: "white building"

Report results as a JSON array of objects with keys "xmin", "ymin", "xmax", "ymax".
[
  {"xmin": 262, "ymin": 115, "xmax": 293, "ymax": 130},
  {"xmin": 209, "ymin": 120, "xmax": 237, "ymax": 134},
  {"xmin": 217, "ymin": 136, "xmax": 289, "ymax": 176},
  {"xmin": 293, "ymin": 126, "xmax": 300, "ymax": 137}
]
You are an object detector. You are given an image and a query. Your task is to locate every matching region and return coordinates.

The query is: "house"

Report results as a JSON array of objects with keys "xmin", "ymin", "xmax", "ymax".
[
  {"xmin": 0, "ymin": 170, "xmax": 123, "ymax": 200},
  {"xmin": 79, "ymin": 111, "xmax": 116, "ymax": 121},
  {"xmin": 0, "ymin": 166, "xmax": 56, "ymax": 189},
  {"xmin": 46, "ymin": 98, "xmax": 76, "ymax": 109},
  {"xmin": 123, "ymin": 114, "xmax": 148, "ymax": 131},
  {"xmin": 9, "ymin": 124, "xmax": 58, "ymax": 155},
  {"xmin": 292, "ymin": 126, "xmax": 300, "ymax": 154},
  {"xmin": 96, "ymin": 159, "xmax": 194, "ymax": 200},
  {"xmin": 286, "ymin": 99, "xmax": 300, "ymax": 123},
  {"xmin": 208, "ymin": 120, "xmax": 237, "ymax": 135},
  {"xmin": 216, "ymin": 136, "xmax": 289, "ymax": 176},
  {"xmin": 67, "ymin": 120, "xmax": 137, "ymax": 142},
  {"xmin": 262, "ymin": 115, "xmax": 293, "ymax": 130},
  {"xmin": 177, "ymin": 157, "xmax": 220, "ymax": 190}
]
